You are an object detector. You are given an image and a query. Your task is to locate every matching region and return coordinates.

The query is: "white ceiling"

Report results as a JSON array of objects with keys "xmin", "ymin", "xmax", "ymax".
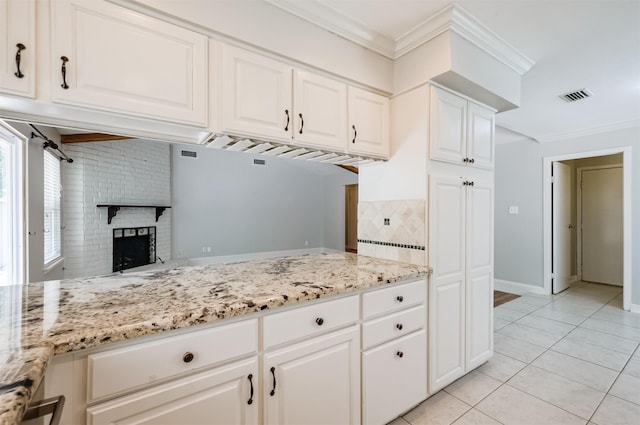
[{"xmin": 267, "ymin": 0, "xmax": 640, "ymax": 143}]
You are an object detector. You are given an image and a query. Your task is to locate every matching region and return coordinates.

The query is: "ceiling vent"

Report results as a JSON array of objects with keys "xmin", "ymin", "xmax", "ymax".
[{"xmin": 560, "ymin": 88, "xmax": 593, "ymax": 103}]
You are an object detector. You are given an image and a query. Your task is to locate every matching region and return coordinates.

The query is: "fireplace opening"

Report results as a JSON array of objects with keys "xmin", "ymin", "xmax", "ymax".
[{"xmin": 113, "ymin": 226, "xmax": 156, "ymax": 272}]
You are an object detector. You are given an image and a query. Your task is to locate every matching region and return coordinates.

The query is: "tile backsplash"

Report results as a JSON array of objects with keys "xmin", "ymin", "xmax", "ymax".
[{"xmin": 358, "ymin": 199, "xmax": 426, "ymax": 265}]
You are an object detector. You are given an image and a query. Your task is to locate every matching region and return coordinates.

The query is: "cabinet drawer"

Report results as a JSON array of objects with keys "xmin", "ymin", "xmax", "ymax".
[
  {"xmin": 87, "ymin": 319, "xmax": 258, "ymax": 402},
  {"xmin": 362, "ymin": 329, "xmax": 427, "ymax": 425},
  {"xmin": 263, "ymin": 295, "xmax": 358, "ymax": 349},
  {"xmin": 362, "ymin": 305, "xmax": 426, "ymax": 350},
  {"xmin": 362, "ymin": 279, "xmax": 426, "ymax": 319}
]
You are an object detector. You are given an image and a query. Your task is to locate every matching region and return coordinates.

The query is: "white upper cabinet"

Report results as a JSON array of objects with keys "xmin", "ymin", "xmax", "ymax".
[
  {"xmin": 293, "ymin": 69, "xmax": 347, "ymax": 151},
  {"xmin": 222, "ymin": 45, "xmax": 293, "ymax": 141},
  {"xmin": 0, "ymin": 0, "xmax": 36, "ymax": 98},
  {"xmin": 430, "ymin": 86, "xmax": 495, "ymax": 169},
  {"xmin": 467, "ymin": 101, "xmax": 495, "ymax": 169},
  {"xmin": 347, "ymin": 86, "xmax": 389, "ymax": 158},
  {"xmin": 50, "ymin": 0, "xmax": 208, "ymax": 127}
]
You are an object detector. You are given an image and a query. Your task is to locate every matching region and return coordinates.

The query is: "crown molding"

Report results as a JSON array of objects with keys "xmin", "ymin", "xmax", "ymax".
[
  {"xmin": 264, "ymin": 0, "xmax": 396, "ymax": 58},
  {"xmin": 265, "ymin": 1, "xmax": 534, "ymax": 75},
  {"xmin": 535, "ymin": 119, "xmax": 640, "ymax": 143}
]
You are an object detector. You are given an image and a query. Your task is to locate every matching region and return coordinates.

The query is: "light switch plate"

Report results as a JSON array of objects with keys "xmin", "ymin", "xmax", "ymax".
[{"xmin": 509, "ymin": 206, "xmax": 519, "ymax": 214}]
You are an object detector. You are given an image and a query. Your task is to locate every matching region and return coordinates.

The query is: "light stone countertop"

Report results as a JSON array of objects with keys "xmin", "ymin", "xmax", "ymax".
[{"xmin": 0, "ymin": 252, "xmax": 430, "ymax": 425}]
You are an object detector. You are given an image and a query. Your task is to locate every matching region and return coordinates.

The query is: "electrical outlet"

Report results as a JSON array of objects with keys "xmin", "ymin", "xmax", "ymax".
[
  {"xmin": 207, "ymin": 247, "xmax": 211, "ymax": 252},
  {"xmin": 201, "ymin": 246, "xmax": 206, "ymax": 253},
  {"xmin": 509, "ymin": 206, "xmax": 519, "ymax": 215},
  {"xmin": 384, "ymin": 218, "xmax": 390, "ymax": 225},
  {"xmin": 304, "ymin": 241, "xmax": 309, "ymax": 246}
]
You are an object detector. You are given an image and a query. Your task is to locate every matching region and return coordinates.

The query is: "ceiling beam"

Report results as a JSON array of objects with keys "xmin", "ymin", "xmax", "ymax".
[
  {"xmin": 60, "ymin": 133, "xmax": 133, "ymax": 143},
  {"xmin": 338, "ymin": 165, "xmax": 358, "ymax": 174}
]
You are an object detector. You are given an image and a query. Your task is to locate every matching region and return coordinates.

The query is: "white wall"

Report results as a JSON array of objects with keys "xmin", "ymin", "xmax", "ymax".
[
  {"xmin": 171, "ymin": 144, "xmax": 357, "ymax": 258},
  {"xmin": 62, "ymin": 139, "xmax": 171, "ymax": 278},
  {"xmin": 494, "ymin": 127, "xmax": 639, "ymax": 305}
]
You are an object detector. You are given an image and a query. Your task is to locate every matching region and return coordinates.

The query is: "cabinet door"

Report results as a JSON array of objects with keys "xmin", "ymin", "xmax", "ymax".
[
  {"xmin": 466, "ymin": 177, "xmax": 494, "ymax": 369},
  {"xmin": 223, "ymin": 46, "xmax": 293, "ymax": 142},
  {"xmin": 0, "ymin": 0, "xmax": 35, "ymax": 98},
  {"xmin": 51, "ymin": 0, "xmax": 207, "ymax": 126},
  {"xmin": 347, "ymin": 87, "xmax": 389, "ymax": 158},
  {"xmin": 428, "ymin": 174, "xmax": 466, "ymax": 393},
  {"xmin": 429, "ymin": 86, "xmax": 467, "ymax": 165},
  {"xmin": 362, "ymin": 330, "xmax": 427, "ymax": 425},
  {"xmin": 467, "ymin": 102, "xmax": 495, "ymax": 169},
  {"xmin": 264, "ymin": 326, "xmax": 360, "ymax": 425},
  {"xmin": 293, "ymin": 69, "xmax": 347, "ymax": 151},
  {"xmin": 87, "ymin": 358, "xmax": 259, "ymax": 425}
]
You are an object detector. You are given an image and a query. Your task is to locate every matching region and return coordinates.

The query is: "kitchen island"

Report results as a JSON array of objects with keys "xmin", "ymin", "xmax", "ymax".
[{"xmin": 0, "ymin": 252, "xmax": 429, "ymax": 425}]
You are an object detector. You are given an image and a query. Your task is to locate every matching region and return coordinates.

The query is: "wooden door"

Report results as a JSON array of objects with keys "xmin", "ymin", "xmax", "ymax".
[
  {"xmin": 0, "ymin": 0, "xmax": 35, "ymax": 98},
  {"xmin": 51, "ymin": 0, "xmax": 208, "ymax": 126},
  {"xmin": 581, "ymin": 167, "xmax": 623, "ymax": 285},
  {"xmin": 87, "ymin": 358, "xmax": 259, "ymax": 425},
  {"xmin": 347, "ymin": 87, "xmax": 389, "ymax": 158},
  {"xmin": 223, "ymin": 45, "xmax": 293, "ymax": 141},
  {"xmin": 429, "ymin": 86, "xmax": 467, "ymax": 165},
  {"xmin": 264, "ymin": 326, "xmax": 360, "ymax": 425},
  {"xmin": 345, "ymin": 184, "xmax": 358, "ymax": 253},
  {"xmin": 465, "ymin": 176, "xmax": 493, "ymax": 369}
]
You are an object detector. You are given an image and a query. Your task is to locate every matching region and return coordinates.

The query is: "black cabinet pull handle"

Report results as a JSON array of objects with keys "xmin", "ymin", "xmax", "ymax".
[
  {"xmin": 247, "ymin": 374, "xmax": 254, "ymax": 405},
  {"xmin": 14, "ymin": 43, "xmax": 25, "ymax": 78},
  {"xmin": 316, "ymin": 317, "xmax": 324, "ymax": 326},
  {"xmin": 270, "ymin": 367, "xmax": 277, "ymax": 396},
  {"xmin": 299, "ymin": 113, "xmax": 304, "ymax": 134},
  {"xmin": 396, "ymin": 351, "xmax": 404, "ymax": 358},
  {"xmin": 183, "ymin": 352, "xmax": 194, "ymax": 363},
  {"xmin": 470, "ymin": 181, "xmax": 475, "ymax": 187},
  {"xmin": 60, "ymin": 56, "xmax": 69, "ymax": 89},
  {"xmin": 284, "ymin": 109, "xmax": 290, "ymax": 131},
  {"xmin": 352, "ymin": 125, "xmax": 357, "ymax": 143},
  {"xmin": 463, "ymin": 157, "xmax": 469, "ymax": 163},
  {"xmin": 469, "ymin": 158, "xmax": 475, "ymax": 164},
  {"xmin": 396, "ymin": 323, "xmax": 403, "ymax": 330},
  {"xmin": 396, "ymin": 295, "xmax": 404, "ymax": 302}
]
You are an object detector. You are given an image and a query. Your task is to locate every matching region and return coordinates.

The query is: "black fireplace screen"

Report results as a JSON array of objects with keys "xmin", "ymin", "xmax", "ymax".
[{"xmin": 113, "ymin": 226, "xmax": 156, "ymax": 272}]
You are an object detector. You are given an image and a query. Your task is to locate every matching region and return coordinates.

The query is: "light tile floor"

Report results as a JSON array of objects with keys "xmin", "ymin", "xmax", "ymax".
[{"xmin": 391, "ymin": 282, "xmax": 640, "ymax": 425}]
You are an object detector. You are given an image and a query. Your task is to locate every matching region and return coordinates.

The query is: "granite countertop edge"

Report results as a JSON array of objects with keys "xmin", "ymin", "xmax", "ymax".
[{"xmin": 0, "ymin": 253, "xmax": 430, "ymax": 425}]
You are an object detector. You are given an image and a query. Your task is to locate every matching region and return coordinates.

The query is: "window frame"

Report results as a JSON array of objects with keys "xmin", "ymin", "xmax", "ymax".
[{"xmin": 43, "ymin": 149, "xmax": 62, "ymax": 267}]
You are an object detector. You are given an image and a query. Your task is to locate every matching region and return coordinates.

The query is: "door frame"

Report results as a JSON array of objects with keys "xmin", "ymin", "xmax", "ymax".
[
  {"xmin": 542, "ymin": 147, "xmax": 632, "ymax": 311},
  {"xmin": 576, "ymin": 164, "xmax": 623, "ymax": 283}
]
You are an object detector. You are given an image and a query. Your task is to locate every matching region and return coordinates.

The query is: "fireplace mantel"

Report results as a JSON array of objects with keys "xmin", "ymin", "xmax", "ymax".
[{"xmin": 97, "ymin": 204, "xmax": 171, "ymax": 224}]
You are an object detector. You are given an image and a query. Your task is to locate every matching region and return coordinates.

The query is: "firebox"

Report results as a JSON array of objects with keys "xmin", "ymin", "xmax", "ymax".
[{"xmin": 113, "ymin": 226, "xmax": 156, "ymax": 272}]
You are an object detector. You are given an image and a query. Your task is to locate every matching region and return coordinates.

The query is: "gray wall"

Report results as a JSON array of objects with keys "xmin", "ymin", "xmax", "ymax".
[
  {"xmin": 171, "ymin": 145, "xmax": 357, "ymax": 258},
  {"xmin": 494, "ymin": 127, "xmax": 639, "ymax": 305}
]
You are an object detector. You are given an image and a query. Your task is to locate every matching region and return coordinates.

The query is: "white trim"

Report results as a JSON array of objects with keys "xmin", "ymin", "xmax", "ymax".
[
  {"xmin": 630, "ymin": 304, "xmax": 640, "ymax": 315},
  {"xmin": 543, "ymin": 147, "xmax": 632, "ymax": 311},
  {"xmin": 569, "ymin": 275, "xmax": 578, "ymax": 284},
  {"xmin": 263, "ymin": 1, "xmax": 534, "ymax": 74},
  {"xmin": 495, "ymin": 279, "xmax": 547, "ymax": 296},
  {"xmin": 536, "ymin": 119, "xmax": 640, "ymax": 144}
]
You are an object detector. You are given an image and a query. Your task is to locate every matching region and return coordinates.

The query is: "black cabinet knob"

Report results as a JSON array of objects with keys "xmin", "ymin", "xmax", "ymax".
[
  {"xmin": 396, "ymin": 296, "xmax": 404, "ymax": 303},
  {"xmin": 316, "ymin": 317, "xmax": 324, "ymax": 326},
  {"xmin": 396, "ymin": 323, "xmax": 403, "ymax": 331},
  {"xmin": 183, "ymin": 352, "xmax": 194, "ymax": 363},
  {"xmin": 396, "ymin": 351, "xmax": 404, "ymax": 358}
]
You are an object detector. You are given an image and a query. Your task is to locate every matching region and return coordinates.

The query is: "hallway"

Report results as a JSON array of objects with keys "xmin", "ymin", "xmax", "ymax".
[{"xmin": 393, "ymin": 282, "xmax": 639, "ymax": 425}]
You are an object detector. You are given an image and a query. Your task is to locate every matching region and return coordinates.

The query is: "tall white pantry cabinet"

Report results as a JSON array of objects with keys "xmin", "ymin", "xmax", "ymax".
[{"xmin": 426, "ymin": 85, "xmax": 495, "ymax": 393}]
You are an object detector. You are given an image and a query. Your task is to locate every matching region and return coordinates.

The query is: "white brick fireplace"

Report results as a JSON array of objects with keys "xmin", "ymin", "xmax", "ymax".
[{"xmin": 61, "ymin": 139, "xmax": 171, "ymax": 278}]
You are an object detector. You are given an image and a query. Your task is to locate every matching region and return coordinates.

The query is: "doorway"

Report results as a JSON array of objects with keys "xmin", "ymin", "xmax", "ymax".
[
  {"xmin": 543, "ymin": 148, "xmax": 631, "ymax": 310},
  {"xmin": 345, "ymin": 184, "xmax": 358, "ymax": 253}
]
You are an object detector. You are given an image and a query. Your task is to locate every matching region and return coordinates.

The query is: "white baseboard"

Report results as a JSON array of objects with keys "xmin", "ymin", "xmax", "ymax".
[
  {"xmin": 494, "ymin": 279, "xmax": 548, "ymax": 296},
  {"xmin": 630, "ymin": 304, "xmax": 640, "ymax": 314},
  {"xmin": 569, "ymin": 275, "xmax": 578, "ymax": 284}
]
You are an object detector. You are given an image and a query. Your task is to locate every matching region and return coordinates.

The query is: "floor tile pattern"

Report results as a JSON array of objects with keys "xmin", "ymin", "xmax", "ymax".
[{"xmin": 393, "ymin": 282, "xmax": 640, "ymax": 425}]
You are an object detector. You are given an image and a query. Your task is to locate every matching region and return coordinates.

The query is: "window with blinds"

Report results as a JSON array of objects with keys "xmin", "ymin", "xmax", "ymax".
[{"xmin": 44, "ymin": 150, "xmax": 61, "ymax": 264}]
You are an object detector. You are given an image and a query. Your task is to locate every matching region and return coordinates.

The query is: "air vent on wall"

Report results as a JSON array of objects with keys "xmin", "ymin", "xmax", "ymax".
[{"xmin": 559, "ymin": 88, "xmax": 593, "ymax": 103}]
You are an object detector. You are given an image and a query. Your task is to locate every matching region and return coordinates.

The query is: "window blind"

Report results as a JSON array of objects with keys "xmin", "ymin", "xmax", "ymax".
[{"xmin": 44, "ymin": 150, "xmax": 61, "ymax": 264}]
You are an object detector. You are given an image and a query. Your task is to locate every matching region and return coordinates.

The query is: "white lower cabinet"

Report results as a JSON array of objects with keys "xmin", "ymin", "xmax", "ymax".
[
  {"xmin": 86, "ymin": 357, "xmax": 258, "ymax": 425},
  {"xmin": 361, "ymin": 279, "xmax": 427, "ymax": 425},
  {"xmin": 362, "ymin": 330, "xmax": 427, "ymax": 425}
]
